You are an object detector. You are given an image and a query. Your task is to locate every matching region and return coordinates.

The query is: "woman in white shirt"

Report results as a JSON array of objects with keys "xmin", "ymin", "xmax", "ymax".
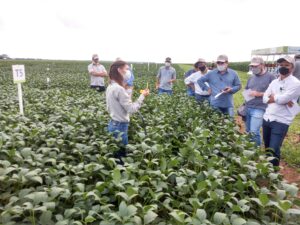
[
  {"xmin": 184, "ymin": 59, "xmax": 210, "ymax": 103},
  {"xmin": 106, "ymin": 60, "xmax": 149, "ymax": 161},
  {"xmin": 262, "ymin": 56, "xmax": 300, "ymax": 167}
]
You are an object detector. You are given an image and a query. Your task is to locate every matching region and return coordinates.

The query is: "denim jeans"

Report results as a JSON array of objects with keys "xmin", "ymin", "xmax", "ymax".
[
  {"xmin": 213, "ymin": 106, "xmax": 234, "ymax": 118},
  {"xmin": 245, "ymin": 107, "xmax": 265, "ymax": 146},
  {"xmin": 158, "ymin": 88, "xmax": 173, "ymax": 95},
  {"xmin": 107, "ymin": 120, "xmax": 129, "ymax": 146},
  {"xmin": 262, "ymin": 119, "xmax": 289, "ymax": 166},
  {"xmin": 187, "ymin": 87, "xmax": 195, "ymax": 97},
  {"xmin": 195, "ymin": 94, "xmax": 210, "ymax": 103}
]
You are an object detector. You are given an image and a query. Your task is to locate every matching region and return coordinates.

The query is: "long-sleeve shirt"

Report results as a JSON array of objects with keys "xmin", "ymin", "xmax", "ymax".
[
  {"xmin": 106, "ymin": 82, "xmax": 145, "ymax": 122},
  {"xmin": 263, "ymin": 75, "xmax": 300, "ymax": 125},
  {"xmin": 197, "ymin": 68, "xmax": 241, "ymax": 108},
  {"xmin": 184, "ymin": 71, "xmax": 210, "ymax": 95}
]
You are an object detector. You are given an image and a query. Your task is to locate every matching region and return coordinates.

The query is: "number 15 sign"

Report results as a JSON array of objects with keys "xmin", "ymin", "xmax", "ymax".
[{"xmin": 12, "ymin": 65, "xmax": 26, "ymax": 83}]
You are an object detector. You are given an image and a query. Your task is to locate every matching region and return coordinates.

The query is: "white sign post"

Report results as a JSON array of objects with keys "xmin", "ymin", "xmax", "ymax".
[{"xmin": 12, "ymin": 65, "xmax": 26, "ymax": 115}]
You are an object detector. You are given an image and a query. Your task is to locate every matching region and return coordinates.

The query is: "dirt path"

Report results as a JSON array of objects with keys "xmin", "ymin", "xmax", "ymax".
[{"xmin": 280, "ymin": 161, "xmax": 300, "ymax": 198}]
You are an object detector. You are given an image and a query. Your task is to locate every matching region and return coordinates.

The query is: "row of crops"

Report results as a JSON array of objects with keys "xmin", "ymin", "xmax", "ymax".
[{"xmin": 0, "ymin": 60, "xmax": 300, "ymax": 225}]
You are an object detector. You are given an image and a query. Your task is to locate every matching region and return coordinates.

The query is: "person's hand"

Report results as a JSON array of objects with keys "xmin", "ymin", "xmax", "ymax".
[
  {"xmin": 267, "ymin": 94, "xmax": 275, "ymax": 103},
  {"xmin": 287, "ymin": 101, "xmax": 294, "ymax": 108},
  {"xmin": 168, "ymin": 80, "xmax": 173, "ymax": 84},
  {"xmin": 141, "ymin": 88, "xmax": 150, "ymax": 97},
  {"xmin": 208, "ymin": 88, "xmax": 212, "ymax": 95},
  {"xmin": 223, "ymin": 87, "xmax": 232, "ymax": 93},
  {"xmin": 250, "ymin": 90, "xmax": 260, "ymax": 97}
]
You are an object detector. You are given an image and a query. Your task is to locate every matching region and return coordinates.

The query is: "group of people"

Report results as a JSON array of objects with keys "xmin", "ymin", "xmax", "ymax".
[
  {"xmin": 184, "ymin": 54, "xmax": 300, "ymax": 167},
  {"xmin": 87, "ymin": 53, "xmax": 300, "ymax": 167}
]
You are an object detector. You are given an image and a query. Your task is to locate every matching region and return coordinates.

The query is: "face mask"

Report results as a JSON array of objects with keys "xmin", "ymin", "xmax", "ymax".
[
  {"xmin": 217, "ymin": 64, "xmax": 226, "ymax": 72},
  {"xmin": 124, "ymin": 70, "xmax": 131, "ymax": 81},
  {"xmin": 278, "ymin": 66, "xmax": 290, "ymax": 76},
  {"xmin": 165, "ymin": 62, "xmax": 171, "ymax": 67},
  {"xmin": 199, "ymin": 66, "xmax": 206, "ymax": 72},
  {"xmin": 251, "ymin": 67, "xmax": 261, "ymax": 75}
]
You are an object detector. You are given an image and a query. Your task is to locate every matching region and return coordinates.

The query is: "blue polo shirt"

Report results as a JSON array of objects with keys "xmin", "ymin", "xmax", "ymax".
[{"xmin": 198, "ymin": 68, "xmax": 241, "ymax": 108}]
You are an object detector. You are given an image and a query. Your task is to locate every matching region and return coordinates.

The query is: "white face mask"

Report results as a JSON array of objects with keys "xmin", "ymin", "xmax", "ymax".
[
  {"xmin": 165, "ymin": 62, "xmax": 171, "ymax": 67},
  {"xmin": 217, "ymin": 64, "xmax": 227, "ymax": 72}
]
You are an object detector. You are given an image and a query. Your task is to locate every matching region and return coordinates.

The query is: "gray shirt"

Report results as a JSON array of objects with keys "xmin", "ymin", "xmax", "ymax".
[
  {"xmin": 157, "ymin": 66, "xmax": 176, "ymax": 90},
  {"xmin": 245, "ymin": 71, "xmax": 276, "ymax": 110},
  {"xmin": 106, "ymin": 82, "xmax": 145, "ymax": 122},
  {"xmin": 293, "ymin": 60, "xmax": 300, "ymax": 80}
]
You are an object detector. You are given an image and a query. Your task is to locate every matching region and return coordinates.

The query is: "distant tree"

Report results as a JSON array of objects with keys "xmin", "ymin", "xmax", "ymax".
[{"xmin": 0, "ymin": 54, "xmax": 10, "ymax": 59}]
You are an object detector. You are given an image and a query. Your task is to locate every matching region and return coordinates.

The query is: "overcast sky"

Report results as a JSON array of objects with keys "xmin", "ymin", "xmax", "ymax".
[{"xmin": 0, "ymin": 0, "xmax": 299, "ymax": 63}]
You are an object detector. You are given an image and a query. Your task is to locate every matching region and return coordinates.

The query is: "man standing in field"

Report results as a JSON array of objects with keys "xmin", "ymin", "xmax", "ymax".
[
  {"xmin": 244, "ymin": 57, "xmax": 276, "ymax": 147},
  {"xmin": 156, "ymin": 57, "xmax": 176, "ymax": 95},
  {"xmin": 198, "ymin": 55, "xmax": 241, "ymax": 117},
  {"xmin": 88, "ymin": 54, "xmax": 108, "ymax": 92},
  {"xmin": 262, "ymin": 56, "xmax": 300, "ymax": 167}
]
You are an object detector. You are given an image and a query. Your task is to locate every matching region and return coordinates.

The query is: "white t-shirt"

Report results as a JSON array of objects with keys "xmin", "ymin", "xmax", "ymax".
[
  {"xmin": 184, "ymin": 71, "xmax": 210, "ymax": 95},
  {"xmin": 88, "ymin": 63, "xmax": 107, "ymax": 86}
]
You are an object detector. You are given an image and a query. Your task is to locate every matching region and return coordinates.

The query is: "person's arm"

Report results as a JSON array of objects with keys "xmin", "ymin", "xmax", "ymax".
[
  {"xmin": 274, "ymin": 84, "xmax": 300, "ymax": 104},
  {"xmin": 263, "ymin": 84, "xmax": 273, "ymax": 104},
  {"xmin": 169, "ymin": 69, "xmax": 176, "ymax": 83},
  {"xmin": 230, "ymin": 73, "xmax": 242, "ymax": 94},
  {"xmin": 118, "ymin": 88, "xmax": 147, "ymax": 114},
  {"xmin": 89, "ymin": 66, "xmax": 107, "ymax": 77},
  {"xmin": 184, "ymin": 73, "xmax": 194, "ymax": 85},
  {"xmin": 197, "ymin": 73, "xmax": 210, "ymax": 91},
  {"xmin": 91, "ymin": 71, "xmax": 107, "ymax": 77}
]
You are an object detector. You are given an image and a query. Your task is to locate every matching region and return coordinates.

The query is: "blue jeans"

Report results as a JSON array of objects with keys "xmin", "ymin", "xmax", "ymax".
[
  {"xmin": 262, "ymin": 119, "xmax": 289, "ymax": 167},
  {"xmin": 158, "ymin": 88, "xmax": 173, "ymax": 95},
  {"xmin": 187, "ymin": 88, "xmax": 195, "ymax": 97},
  {"xmin": 195, "ymin": 94, "xmax": 210, "ymax": 103},
  {"xmin": 245, "ymin": 107, "xmax": 265, "ymax": 146},
  {"xmin": 213, "ymin": 106, "xmax": 234, "ymax": 117},
  {"xmin": 107, "ymin": 120, "xmax": 129, "ymax": 146}
]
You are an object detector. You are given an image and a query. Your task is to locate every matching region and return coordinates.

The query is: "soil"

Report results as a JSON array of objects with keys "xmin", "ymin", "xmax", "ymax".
[{"xmin": 235, "ymin": 116, "xmax": 300, "ymax": 198}]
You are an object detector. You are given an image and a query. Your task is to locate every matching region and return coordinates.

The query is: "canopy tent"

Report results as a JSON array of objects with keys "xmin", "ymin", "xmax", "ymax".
[
  {"xmin": 251, "ymin": 46, "xmax": 300, "ymax": 56},
  {"xmin": 248, "ymin": 46, "xmax": 300, "ymax": 74}
]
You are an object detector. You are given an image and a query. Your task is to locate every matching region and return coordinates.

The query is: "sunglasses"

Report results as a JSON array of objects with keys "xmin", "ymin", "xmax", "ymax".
[{"xmin": 216, "ymin": 61, "xmax": 226, "ymax": 65}]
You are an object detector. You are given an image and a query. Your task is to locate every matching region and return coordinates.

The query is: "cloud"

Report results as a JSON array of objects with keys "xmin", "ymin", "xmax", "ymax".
[{"xmin": 56, "ymin": 13, "xmax": 85, "ymax": 30}]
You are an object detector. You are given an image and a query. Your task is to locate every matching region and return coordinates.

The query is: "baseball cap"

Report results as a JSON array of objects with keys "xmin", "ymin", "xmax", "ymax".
[
  {"xmin": 216, "ymin": 54, "xmax": 228, "ymax": 63},
  {"xmin": 92, "ymin": 54, "xmax": 99, "ymax": 60},
  {"xmin": 197, "ymin": 58, "xmax": 206, "ymax": 63},
  {"xmin": 277, "ymin": 55, "xmax": 295, "ymax": 67},
  {"xmin": 249, "ymin": 57, "xmax": 264, "ymax": 66},
  {"xmin": 165, "ymin": 57, "xmax": 172, "ymax": 63}
]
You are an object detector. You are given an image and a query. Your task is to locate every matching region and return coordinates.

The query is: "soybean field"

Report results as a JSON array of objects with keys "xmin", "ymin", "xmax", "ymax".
[{"xmin": 0, "ymin": 60, "xmax": 300, "ymax": 225}]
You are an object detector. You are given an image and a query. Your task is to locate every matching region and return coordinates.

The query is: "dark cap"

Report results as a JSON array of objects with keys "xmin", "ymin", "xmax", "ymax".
[{"xmin": 165, "ymin": 57, "xmax": 172, "ymax": 63}]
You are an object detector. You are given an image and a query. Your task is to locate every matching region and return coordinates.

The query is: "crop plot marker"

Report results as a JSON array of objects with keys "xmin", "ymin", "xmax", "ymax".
[{"xmin": 12, "ymin": 65, "xmax": 26, "ymax": 115}]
